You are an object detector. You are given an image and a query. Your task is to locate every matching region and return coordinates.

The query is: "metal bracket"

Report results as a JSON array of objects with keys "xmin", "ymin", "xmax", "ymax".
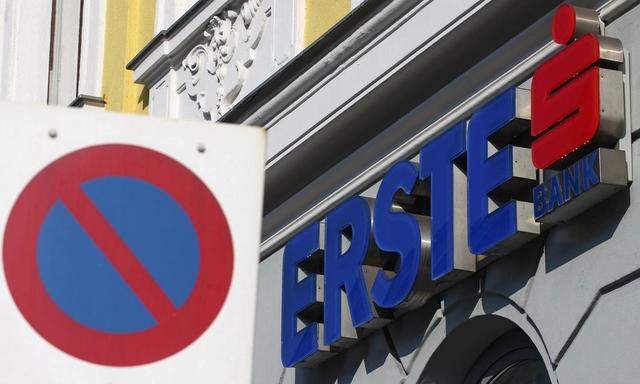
[{"xmin": 619, "ymin": 50, "xmax": 633, "ymax": 183}]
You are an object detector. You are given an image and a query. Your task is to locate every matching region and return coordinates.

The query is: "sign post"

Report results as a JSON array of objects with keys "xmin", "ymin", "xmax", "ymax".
[{"xmin": 0, "ymin": 103, "xmax": 265, "ymax": 383}]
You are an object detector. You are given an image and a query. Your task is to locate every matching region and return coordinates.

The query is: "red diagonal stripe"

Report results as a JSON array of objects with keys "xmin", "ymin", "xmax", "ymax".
[{"xmin": 60, "ymin": 186, "xmax": 176, "ymax": 323}]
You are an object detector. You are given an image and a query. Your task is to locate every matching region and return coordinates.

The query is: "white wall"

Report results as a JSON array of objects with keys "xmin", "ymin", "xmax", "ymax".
[
  {"xmin": 0, "ymin": 0, "xmax": 53, "ymax": 104},
  {"xmin": 155, "ymin": 0, "xmax": 199, "ymax": 33}
]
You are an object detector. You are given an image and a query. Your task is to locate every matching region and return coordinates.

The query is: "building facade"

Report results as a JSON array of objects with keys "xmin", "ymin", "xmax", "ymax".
[
  {"xmin": 0, "ymin": 0, "xmax": 357, "ymax": 113},
  {"xmin": 4, "ymin": 0, "xmax": 640, "ymax": 383},
  {"xmin": 130, "ymin": 1, "xmax": 640, "ymax": 382}
]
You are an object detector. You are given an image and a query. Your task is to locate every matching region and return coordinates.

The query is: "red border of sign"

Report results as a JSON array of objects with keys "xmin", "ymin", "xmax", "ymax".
[{"xmin": 3, "ymin": 145, "xmax": 234, "ymax": 366}]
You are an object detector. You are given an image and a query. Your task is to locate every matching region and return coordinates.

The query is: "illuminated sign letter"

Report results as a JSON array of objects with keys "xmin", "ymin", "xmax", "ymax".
[
  {"xmin": 324, "ymin": 196, "xmax": 373, "ymax": 345},
  {"xmin": 281, "ymin": 223, "xmax": 320, "ymax": 367},
  {"xmin": 371, "ymin": 161, "xmax": 427, "ymax": 309},
  {"xmin": 419, "ymin": 122, "xmax": 474, "ymax": 281},
  {"xmin": 468, "ymin": 88, "xmax": 538, "ymax": 255}
]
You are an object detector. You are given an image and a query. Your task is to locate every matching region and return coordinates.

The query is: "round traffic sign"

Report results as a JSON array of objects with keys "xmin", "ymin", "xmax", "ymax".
[{"xmin": 3, "ymin": 144, "xmax": 233, "ymax": 366}]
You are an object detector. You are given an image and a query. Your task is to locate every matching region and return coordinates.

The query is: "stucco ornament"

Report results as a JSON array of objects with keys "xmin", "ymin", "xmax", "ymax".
[
  {"xmin": 182, "ymin": 43, "xmax": 218, "ymax": 115},
  {"xmin": 181, "ymin": 0, "xmax": 270, "ymax": 119}
]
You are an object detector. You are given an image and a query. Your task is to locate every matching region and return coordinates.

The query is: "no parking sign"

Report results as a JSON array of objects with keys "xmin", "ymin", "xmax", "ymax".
[{"xmin": 0, "ymin": 103, "xmax": 265, "ymax": 383}]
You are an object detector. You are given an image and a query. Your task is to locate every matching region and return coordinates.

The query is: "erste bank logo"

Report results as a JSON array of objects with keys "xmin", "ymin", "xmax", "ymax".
[
  {"xmin": 532, "ymin": 3, "xmax": 625, "ymax": 169},
  {"xmin": 531, "ymin": 4, "xmax": 628, "ymax": 223}
]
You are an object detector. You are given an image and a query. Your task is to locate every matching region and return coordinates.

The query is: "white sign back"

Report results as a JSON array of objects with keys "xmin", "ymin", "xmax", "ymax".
[{"xmin": 0, "ymin": 102, "xmax": 264, "ymax": 383}]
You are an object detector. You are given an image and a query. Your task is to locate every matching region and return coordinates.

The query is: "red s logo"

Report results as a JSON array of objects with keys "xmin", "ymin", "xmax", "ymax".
[{"xmin": 531, "ymin": 4, "xmax": 624, "ymax": 169}]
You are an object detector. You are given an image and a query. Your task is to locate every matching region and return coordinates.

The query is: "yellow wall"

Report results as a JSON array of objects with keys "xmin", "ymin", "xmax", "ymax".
[
  {"xmin": 102, "ymin": 0, "xmax": 156, "ymax": 114},
  {"xmin": 303, "ymin": 0, "xmax": 350, "ymax": 47}
]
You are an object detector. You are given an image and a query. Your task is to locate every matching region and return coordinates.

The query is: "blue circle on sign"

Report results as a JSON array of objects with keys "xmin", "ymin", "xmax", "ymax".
[{"xmin": 36, "ymin": 176, "xmax": 200, "ymax": 334}]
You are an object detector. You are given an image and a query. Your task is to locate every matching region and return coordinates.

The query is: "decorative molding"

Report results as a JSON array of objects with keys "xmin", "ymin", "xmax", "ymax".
[{"xmin": 182, "ymin": 0, "xmax": 270, "ymax": 118}]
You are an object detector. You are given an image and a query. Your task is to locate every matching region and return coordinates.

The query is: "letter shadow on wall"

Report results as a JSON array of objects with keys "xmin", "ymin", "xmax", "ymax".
[
  {"xmin": 293, "ymin": 300, "xmax": 441, "ymax": 383},
  {"xmin": 544, "ymin": 188, "xmax": 630, "ymax": 273},
  {"xmin": 293, "ymin": 328, "xmax": 395, "ymax": 384}
]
